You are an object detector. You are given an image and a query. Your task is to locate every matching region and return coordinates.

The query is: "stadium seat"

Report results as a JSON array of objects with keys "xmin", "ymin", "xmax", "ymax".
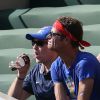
[
  {"xmin": 1, "ymin": 0, "xmax": 100, "ymax": 29},
  {"xmin": 9, "ymin": 5, "xmax": 100, "ymax": 28},
  {"xmin": 9, "ymin": 9, "xmax": 30, "ymax": 29},
  {"xmin": 0, "ymin": 28, "xmax": 39, "ymax": 49},
  {"xmin": 82, "ymin": 24, "xmax": 100, "ymax": 56},
  {"xmin": 83, "ymin": 24, "xmax": 100, "ymax": 46}
]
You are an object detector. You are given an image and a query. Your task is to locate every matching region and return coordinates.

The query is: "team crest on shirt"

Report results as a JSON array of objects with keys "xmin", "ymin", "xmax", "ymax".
[{"xmin": 65, "ymin": 76, "xmax": 76, "ymax": 99}]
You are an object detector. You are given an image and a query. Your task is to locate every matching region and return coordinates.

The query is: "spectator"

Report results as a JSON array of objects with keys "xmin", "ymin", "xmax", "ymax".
[
  {"xmin": 8, "ymin": 26, "xmax": 58, "ymax": 100},
  {"xmin": 47, "ymin": 16, "xmax": 100, "ymax": 100}
]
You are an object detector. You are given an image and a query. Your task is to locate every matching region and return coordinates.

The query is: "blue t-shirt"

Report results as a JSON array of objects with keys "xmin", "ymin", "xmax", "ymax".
[
  {"xmin": 23, "ymin": 64, "xmax": 55, "ymax": 100},
  {"xmin": 51, "ymin": 51, "xmax": 100, "ymax": 100}
]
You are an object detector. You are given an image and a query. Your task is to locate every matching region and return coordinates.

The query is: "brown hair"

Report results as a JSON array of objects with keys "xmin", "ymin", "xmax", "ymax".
[{"xmin": 57, "ymin": 16, "xmax": 83, "ymax": 48}]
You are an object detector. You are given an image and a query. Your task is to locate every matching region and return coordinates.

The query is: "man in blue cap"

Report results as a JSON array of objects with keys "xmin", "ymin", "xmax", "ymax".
[{"xmin": 8, "ymin": 26, "xmax": 58, "ymax": 100}]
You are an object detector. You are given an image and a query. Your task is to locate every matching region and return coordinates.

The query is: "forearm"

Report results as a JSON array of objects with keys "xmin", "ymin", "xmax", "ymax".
[
  {"xmin": 8, "ymin": 76, "xmax": 24, "ymax": 99},
  {"xmin": 77, "ymin": 91, "xmax": 90, "ymax": 100},
  {"xmin": 8, "ymin": 53, "xmax": 31, "ymax": 99},
  {"xmin": 77, "ymin": 79, "xmax": 94, "ymax": 100},
  {"xmin": 55, "ymin": 89, "xmax": 69, "ymax": 100},
  {"xmin": 55, "ymin": 83, "xmax": 70, "ymax": 100}
]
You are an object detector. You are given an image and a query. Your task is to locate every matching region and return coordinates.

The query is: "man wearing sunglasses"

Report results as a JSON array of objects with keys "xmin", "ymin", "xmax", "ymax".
[
  {"xmin": 8, "ymin": 26, "xmax": 58, "ymax": 100},
  {"xmin": 47, "ymin": 16, "xmax": 100, "ymax": 100}
]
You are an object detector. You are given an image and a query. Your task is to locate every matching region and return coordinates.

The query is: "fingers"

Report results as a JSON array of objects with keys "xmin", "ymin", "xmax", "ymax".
[{"xmin": 22, "ymin": 54, "xmax": 30, "ymax": 65}]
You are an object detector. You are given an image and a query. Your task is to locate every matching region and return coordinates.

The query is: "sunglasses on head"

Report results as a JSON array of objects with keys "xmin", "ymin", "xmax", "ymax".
[
  {"xmin": 47, "ymin": 32, "xmax": 66, "ymax": 40},
  {"xmin": 31, "ymin": 40, "xmax": 47, "ymax": 47}
]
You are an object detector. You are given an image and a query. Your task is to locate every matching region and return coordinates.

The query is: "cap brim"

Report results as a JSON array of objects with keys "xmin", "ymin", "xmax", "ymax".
[
  {"xmin": 26, "ymin": 33, "xmax": 44, "ymax": 40},
  {"xmin": 26, "ymin": 33, "xmax": 39, "ymax": 40}
]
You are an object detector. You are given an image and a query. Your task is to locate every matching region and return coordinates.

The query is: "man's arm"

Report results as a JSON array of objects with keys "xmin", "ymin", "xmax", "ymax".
[
  {"xmin": 77, "ymin": 78, "xmax": 94, "ymax": 100},
  {"xmin": 54, "ymin": 83, "xmax": 70, "ymax": 100},
  {"xmin": 8, "ymin": 77, "xmax": 31, "ymax": 99},
  {"xmin": 8, "ymin": 53, "xmax": 31, "ymax": 99}
]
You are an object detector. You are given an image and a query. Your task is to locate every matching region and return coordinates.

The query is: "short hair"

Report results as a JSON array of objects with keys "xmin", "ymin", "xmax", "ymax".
[{"xmin": 57, "ymin": 16, "xmax": 83, "ymax": 48}]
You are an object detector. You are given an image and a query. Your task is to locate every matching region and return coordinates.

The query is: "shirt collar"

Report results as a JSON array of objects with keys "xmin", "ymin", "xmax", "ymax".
[{"xmin": 40, "ymin": 64, "xmax": 45, "ymax": 74}]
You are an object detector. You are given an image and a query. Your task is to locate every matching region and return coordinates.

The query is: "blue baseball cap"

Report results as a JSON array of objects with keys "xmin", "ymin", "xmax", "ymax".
[{"xmin": 26, "ymin": 26, "xmax": 52, "ymax": 40}]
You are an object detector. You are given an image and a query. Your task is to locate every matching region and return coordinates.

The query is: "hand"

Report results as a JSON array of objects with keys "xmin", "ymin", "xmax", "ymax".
[{"xmin": 16, "ymin": 53, "xmax": 30, "ymax": 78}]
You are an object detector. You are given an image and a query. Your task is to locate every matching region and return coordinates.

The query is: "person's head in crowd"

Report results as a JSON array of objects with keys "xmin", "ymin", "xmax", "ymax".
[
  {"xmin": 26, "ymin": 26, "xmax": 58, "ymax": 64},
  {"xmin": 47, "ymin": 16, "xmax": 91, "ymax": 53}
]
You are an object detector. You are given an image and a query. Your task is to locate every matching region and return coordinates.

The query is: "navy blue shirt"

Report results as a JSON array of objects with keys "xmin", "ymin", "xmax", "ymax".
[{"xmin": 23, "ymin": 63, "xmax": 55, "ymax": 100}]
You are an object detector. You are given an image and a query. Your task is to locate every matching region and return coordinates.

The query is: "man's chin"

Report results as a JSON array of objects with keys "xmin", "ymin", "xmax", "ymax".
[
  {"xmin": 36, "ymin": 59, "xmax": 41, "ymax": 63},
  {"xmin": 48, "ymin": 46, "xmax": 56, "ymax": 51},
  {"xmin": 48, "ymin": 45, "xmax": 53, "ymax": 50}
]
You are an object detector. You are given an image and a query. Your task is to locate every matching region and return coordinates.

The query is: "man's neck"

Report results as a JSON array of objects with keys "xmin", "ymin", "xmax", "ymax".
[
  {"xmin": 43, "ymin": 56, "xmax": 58, "ymax": 73},
  {"xmin": 60, "ymin": 48, "xmax": 79, "ymax": 68}
]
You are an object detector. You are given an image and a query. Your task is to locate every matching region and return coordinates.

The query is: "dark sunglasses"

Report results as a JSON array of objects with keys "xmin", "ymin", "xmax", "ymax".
[
  {"xmin": 31, "ymin": 40, "xmax": 47, "ymax": 47},
  {"xmin": 47, "ymin": 32, "xmax": 66, "ymax": 40}
]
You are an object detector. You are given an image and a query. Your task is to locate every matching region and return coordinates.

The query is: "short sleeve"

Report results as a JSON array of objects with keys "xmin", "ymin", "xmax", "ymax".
[
  {"xmin": 23, "ymin": 70, "xmax": 34, "ymax": 94},
  {"xmin": 76, "ymin": 59, "xmax": 96, "ymax": 81},
  {"xmin": 51, "ymin": 57, "xmax": 63, "ymax": 83}
]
